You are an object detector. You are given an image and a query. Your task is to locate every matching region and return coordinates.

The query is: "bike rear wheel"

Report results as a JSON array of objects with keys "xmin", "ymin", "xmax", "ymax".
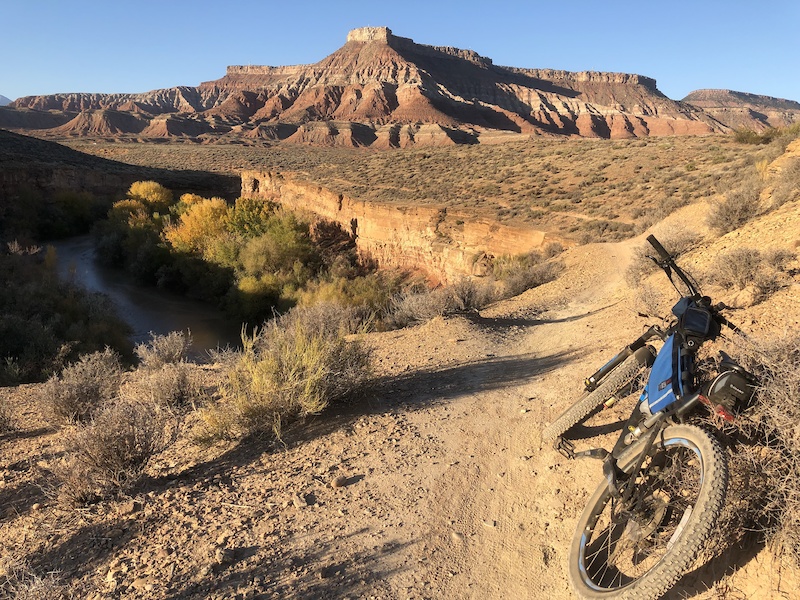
[{"xmin": 569, "ymin": 425, "xmax": 727, "ymax": 600}]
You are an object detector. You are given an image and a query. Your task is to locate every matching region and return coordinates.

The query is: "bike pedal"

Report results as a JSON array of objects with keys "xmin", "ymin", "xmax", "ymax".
[{"xmin": 554, "ymin": 436, "xmax": 576, "ymax": 460}]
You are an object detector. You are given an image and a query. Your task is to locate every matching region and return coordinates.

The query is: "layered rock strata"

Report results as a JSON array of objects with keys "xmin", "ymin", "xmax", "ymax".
[{"xmin": 241, "ymin": 170, "xmax": 555, "ymax": 282}]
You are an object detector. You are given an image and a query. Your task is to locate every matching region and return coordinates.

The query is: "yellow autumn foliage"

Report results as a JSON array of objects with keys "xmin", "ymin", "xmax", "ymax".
[
  {"xmin": 164, "ymin": 197, "xmax": 229, "ymax": 255},
  {"xmin": 126, "ymin": 181, "xmax": 173, "ymax": 212}
]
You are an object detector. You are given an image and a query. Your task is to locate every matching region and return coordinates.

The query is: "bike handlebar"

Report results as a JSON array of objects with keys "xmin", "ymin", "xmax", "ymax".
[
  {"xmin": 646, "ymin": 235, "xmax": 671, "ymax": 262},
  {"xmin": 646, "ymin": 234, "xmax": 701, "ymax": 298}
]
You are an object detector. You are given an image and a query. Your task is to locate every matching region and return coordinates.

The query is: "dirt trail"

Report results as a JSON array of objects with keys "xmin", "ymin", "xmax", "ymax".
[{"xmin": 3, "ymin": 208, "xmax": 800, "ymax": 599}]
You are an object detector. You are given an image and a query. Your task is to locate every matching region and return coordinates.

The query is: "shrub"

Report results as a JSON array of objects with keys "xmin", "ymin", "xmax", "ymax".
[
  {"xmin": 770, "ymin": 157, "xmax": 800, "ymax": 208},
  {"xmin": 732, "ymin": 334, "xmax": 800, "ymax": 565},
  {"xmin": 42, "ymin": 349, "xmax": 123, "ymax": 424},
  {"xmin": 0, "ymin": 250, "xmax": 132, "ymax": 383},
  {"xmin": 296, "ymin": 273, "xmax": 400, "ymax": 313},
  {"xmin": 733, "ymin": 128, "xmax": 765, "ymax": 145},
  {"xmin": 135, "ymin": 330, "xmax": 192, "ymax": 370},
  {"xmin": 0, "ymin": 555, "xmax": 66, "ymax": 599},
  {"xmin": 121, "ymin": 362, "xmax": 201, "ymax": 411},
  {"xmin": 383, "ymin": 276, "xmax": 499, "ymax": 330},
  {"xmin": 709, "ymin": 246, "xmax": 795, "ymax": 304},
  {"xmin": 197, "ymin": 305, "xmax": 371, "ymax": 442},
  {"xmin": 384, "ymin": 288, "xmax": 451, "ymax": 329},
  {"xmin": 491, "ymin": 251, "xmax": 564, "ymax": 298},
  {"xmin": 60, "ymin": 399, "xmax": 171, "ymax": 495},
  {"xmin": 447, "ymin": 277, "xmax": 497, "ymax": 309},
  {"xmin": 498, "ymin": 260, "xmax": 563, "ymax": 298},
  {"xmin": 0, "ymin": 393, "xmax": 14, "ymax": 433},
  {"xmin": 707, "ymin": 176, "xmax": 763, "ymax": 234},
  {"xmin": 709, "ymin": 247, "xmax": 762, "ymax": 290}
]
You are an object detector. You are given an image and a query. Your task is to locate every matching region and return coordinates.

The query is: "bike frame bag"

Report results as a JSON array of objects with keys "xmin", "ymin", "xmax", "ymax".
[{"xmin": 640, "ymin": 333, "xmax": 694, "ymax": 415}]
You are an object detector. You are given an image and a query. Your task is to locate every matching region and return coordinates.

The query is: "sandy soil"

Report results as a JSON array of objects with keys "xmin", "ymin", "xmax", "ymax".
[{"xmin": 2, "ymin": 201, "xmax": 800, "ymax": 599}]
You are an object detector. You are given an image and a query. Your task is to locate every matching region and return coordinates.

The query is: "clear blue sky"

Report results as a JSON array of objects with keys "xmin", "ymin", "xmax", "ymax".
[{"xmin": 2, "ymin": 0, "xmax": 798, "ymax": 103}]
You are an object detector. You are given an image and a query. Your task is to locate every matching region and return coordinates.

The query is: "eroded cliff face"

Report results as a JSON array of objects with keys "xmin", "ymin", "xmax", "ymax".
[{"xmin": 241, "ymin": 170, "xmax": 555, "ymax": 282}]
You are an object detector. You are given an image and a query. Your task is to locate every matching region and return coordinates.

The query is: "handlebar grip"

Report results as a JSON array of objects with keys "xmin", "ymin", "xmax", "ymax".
[{"xmin": 646, "ymin": 235, "xmax": 672, "ymax": 261}]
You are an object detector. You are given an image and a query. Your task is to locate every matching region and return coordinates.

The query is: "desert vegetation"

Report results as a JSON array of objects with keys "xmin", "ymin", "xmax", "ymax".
[
  {"xmin": 32, "ymin": 332, "xmax": 200, "ymax": 506},
  {"xmin": 93, "ymin": 181, "xmax": 399, "ymax": 323},
  {"xmin": 1, "ymin": 128, "xmax": 799, "ymax": 598},
  {"xmin": 93, "ymin": 180, "xmax": 566, "ymax": 328},
  {"xmin": 196, "ymin": 304, "xmax": 372, "ymax": 444},
  {"xmin": 67, "ymin": 133, "xmax": 776, "ymax": 243}
]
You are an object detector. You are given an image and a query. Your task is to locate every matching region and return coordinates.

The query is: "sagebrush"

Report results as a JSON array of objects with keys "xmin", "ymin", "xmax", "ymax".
[
  {"xmin": 54, "ymin": 399, "xmax": 172, "ymax": 504},
  {"xmin": 41, "ymin": 348, "xmax": 123, "ymax": 424},
  {"xmin": 731, "ymin": 334, "xmax": 800, "ymax": 566},
  {"xmin": 708, "ymin": 246, "xmax": 795, "ymax": 305},
  {"xmin": 121, "ymin": 362, "xmax": 202, "ymax": 411},
  {"xmin": 134, "ymin": 330, "xmax": 192, "ymax": 370},
  {"xmin": 197, "ymin": 304, "xmax": 371, "ymax": 442}
]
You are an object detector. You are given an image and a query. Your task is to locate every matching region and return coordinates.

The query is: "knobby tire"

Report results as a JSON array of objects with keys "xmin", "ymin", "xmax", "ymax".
[
  {"xmin": 542, "ymin": 354, "xmax": 645, "ymax": 443},
  {"xmin": 568, "ymin": 424, "xmax": 728, "ymax": 600}
]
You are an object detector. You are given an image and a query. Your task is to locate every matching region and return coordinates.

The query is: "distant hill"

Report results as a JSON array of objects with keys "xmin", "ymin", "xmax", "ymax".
[
  {"xmin": 0, "ymin": 95, "xmax": 12, "ymax": 106},
  {"xmin": 2, "ymin": 26, "xmax": 733, "ymax": 146},
  {"xmin": 683, "ymin": 89, "xmax": 800, "ymax": 130}
]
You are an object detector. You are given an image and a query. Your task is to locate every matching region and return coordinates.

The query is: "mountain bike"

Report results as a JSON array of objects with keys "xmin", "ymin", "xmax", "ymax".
[{"xmin": 543, "ymin": 235, "xmax": 758, "ymax": 600}]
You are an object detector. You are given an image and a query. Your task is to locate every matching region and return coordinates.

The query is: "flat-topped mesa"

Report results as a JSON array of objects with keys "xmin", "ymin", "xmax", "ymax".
[
  {"xmin": 507, "ymin": 67, "xmax": 658, "ymax": 91},
  {"xmin": 347, "ymin": 26, "xmax": 392, "ymax": 43},
  {"xmin": 347, "ymin": 26, "xmax": 493, "ymax": 68}
]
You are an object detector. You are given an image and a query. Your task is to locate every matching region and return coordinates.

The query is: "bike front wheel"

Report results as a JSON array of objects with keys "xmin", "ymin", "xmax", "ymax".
[
  {"xmin": 542, "ymin": 349, "xmax": 650, "ymax": 443},
  {"xmin": 569, "ymin": 425, "xmax": 727, "ymax": 600}
]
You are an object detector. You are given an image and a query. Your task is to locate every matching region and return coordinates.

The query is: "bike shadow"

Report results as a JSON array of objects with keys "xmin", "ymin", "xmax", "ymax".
[{"xmin": 665, "ymin": 532, "xmax": 765, "ymax": 598}]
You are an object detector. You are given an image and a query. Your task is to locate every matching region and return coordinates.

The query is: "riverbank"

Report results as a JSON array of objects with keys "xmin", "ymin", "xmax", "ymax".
[{"xmin": 52, "ymin": 236, "xmax": 242, "ymax": 357}]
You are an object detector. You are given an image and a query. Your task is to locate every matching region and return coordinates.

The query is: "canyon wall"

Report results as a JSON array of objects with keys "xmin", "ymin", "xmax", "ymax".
[{"xmin": 241, "ymin": 170, "xmax": 555, "ymax": 282}]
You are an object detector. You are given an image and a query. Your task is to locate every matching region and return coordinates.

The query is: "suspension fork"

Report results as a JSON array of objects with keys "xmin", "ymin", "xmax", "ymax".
[
  {"xmin": 584, "ymin": 325, "xmax": 663, "ymax": 392},
  {"xmin": 603, "ymin": 414, "xmax": 667, "ymax": 502}
]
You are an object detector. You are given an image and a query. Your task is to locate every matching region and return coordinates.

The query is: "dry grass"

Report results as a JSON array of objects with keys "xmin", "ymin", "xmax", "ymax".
[
  {"xmin": 0, "ymin": 555, "xmax": 66, "ymax": 600},
  {"xmin": 40, "ymin": 348, "xmax": 123, "ymax": 424},
  {"xmin": 134, "ymin": 330, "xmax": 192, "ymax": 370}
]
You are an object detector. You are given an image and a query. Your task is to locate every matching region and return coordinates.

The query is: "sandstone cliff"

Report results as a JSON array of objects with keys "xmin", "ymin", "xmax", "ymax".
[
  {"xmin": 241, "ymin": 169, "xmax": 557, "ymax": 282},
  {"xmin": 3, "ymin": 27, "xmax": 751, "ymax": 145}
]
